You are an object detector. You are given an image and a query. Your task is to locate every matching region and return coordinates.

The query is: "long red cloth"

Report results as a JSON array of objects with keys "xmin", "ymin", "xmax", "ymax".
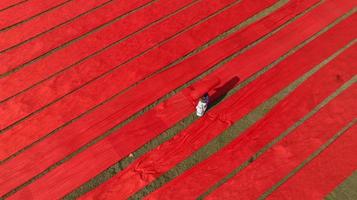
[
  {"xmin": 0, "ymin": 0, "xmax": 153, "ymax": 75},
  {"xmin": 0, "ymin": 0, "xmax": 277, "ymax": 197},
  {"xmin": 0, "ymin": 0, "xmax": 209, "ymax": 128},
  {"xmin": 0, "ymin": 0, "xmax": 110, "ymax": 51},
  {"xmin": 0, "ymin": 0, "xmax": 26, "ymax": 11},
  {"xmin": 147, "ymin": 44, "xmax": 357, "ymax": 200},
  {"xmin": 0, "ymin": 0, "xmax": 69, "ymax": 30},
  {"xmin": 207, "ymin": 83, "xmax": 357, "ymax": 200},
  {"xmin": 81, "ymin": 1, "xmax": 355, "ymax": 199},
  {"xmin": 0, "ymin": 0, "xmax": 273, "ymax": 160},
  {"xmin": 0, "ymin": 0, "xmax": 238, "ymax": 129},
  {"xmin": 267, "ymin": 124, "xmax": 357, "ymax": 200}
]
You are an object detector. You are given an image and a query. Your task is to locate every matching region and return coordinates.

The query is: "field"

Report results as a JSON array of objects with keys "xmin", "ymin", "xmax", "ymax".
[{"xmin": 0, "ymin": 0, "xmax": 356, "ymax": 199}]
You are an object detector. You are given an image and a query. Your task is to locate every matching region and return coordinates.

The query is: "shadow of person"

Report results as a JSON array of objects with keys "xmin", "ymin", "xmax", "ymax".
[{"xmin": 209, "ymin": 76, "xmax": 239, "ymax": 109}]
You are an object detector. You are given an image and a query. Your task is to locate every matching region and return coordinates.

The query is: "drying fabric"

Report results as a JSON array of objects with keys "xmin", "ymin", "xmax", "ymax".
[
  {"xmin": 0, "ymin": 0, "xmax": 277, "ymax": 196},
  {"xmin": 0, "ymin": 0, "xmax": 220, "ymax": 103},
  {"xmin": 0, "ymin": 0, "xmax": 110, "ymax": 52},
  {"xmin": 207, "ymin": 83, "xmax": 357, "ymax": 200},
  {"xmin": 0, "ymin": 0, "xmax": 26, "ymax": 11},
  {"xmin": 0, "ymin": 0, "xmax": 200, "ymax": 128},
  {"xmin": 147, "ymin": 43, "xmax": 357, "ymax": 200},
  {"xmin": 0, "ymin": 0, "xmax": 270, "ymax": 160},
  {"xmin": 0, "ymin": 0, "xmax": 69, "ymax": 30},
  {"xmin": 81, "ymin": 3, "xmax": 356, "ymax": 199},
  {"xmin": 268, "ymin": 124, "xmax": 357, "ymax": 200},
  {"xmin": 78, "ymin": 1, "xmax": 357, "ymax": 199},
  {"xmin": 0, "ymin": 0, "xmax": 236, "ymax": 129},
  {"xmin": 0, "ymin": 0, "xmax": 152, "ymax": 75}
]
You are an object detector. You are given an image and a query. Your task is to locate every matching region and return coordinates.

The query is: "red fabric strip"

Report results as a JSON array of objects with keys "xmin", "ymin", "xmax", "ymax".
[
  {"xmin": 0, "ymin": 0, "xmax": 234, "ymax": 129},
  {"xmin": 207, "ymin": 83, "xmax": 357, "ymax": 200},
  {"xmin": 0, "ymin": 0, "xmax": 153, "ymax": 75},
  {"xmin": 0, "ymin": 0, "xmax": 264, "ymax": 160},
  {"xmin": 267, "ymin": 124, "xmax": 357, "ymax": 200},
  {"xmin": 148, "ymin": 44, "xmax": 357, "ymax": 200},
  {"xmin": 0, "ymin": 0, "xmax": 205, "ymax": 129},
  {"xmin": 0, "ymin": 0, "xmax": 276, "ymax": 197},
  {"xmin": 0, "ymin": 0, "xmax": 110, "ymax": 52},
  {"xmin": 0, "ymin": 0, "xmax": 26, "ymax": 11},
  {"xmin": 0, "ymin": 0, "xmax": 70, "ymax": 30},
  {"xmin": 81, "ymin": 1, "xmax": 355, "ymax": 199}
]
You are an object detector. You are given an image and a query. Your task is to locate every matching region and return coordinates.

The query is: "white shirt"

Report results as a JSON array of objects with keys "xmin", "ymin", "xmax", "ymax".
[{"xmin": 196, "ymin": 100, "xmax": 208, "ymax": 117}]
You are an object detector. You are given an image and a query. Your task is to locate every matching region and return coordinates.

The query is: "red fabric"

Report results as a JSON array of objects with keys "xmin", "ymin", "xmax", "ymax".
[
  {"xmin": 207, "ymin": 83, "xmax": 357, "ymax": 200},
  {"xmin": 147, "ymin": 43, "xmax": 357, "ymax": 200},
  {"xmin": 0, "ymin": 0, "xmax": 271, "ymax": 160},
  {"xmin": 190, "ymin": 77, "xmax": 221, "ymax": 100},
  {"xmin": 0, "ymin": 0, "xmax": 110, "ymax": 51},
  {"xmin": 80, "ymin": 1, "xmax": 356, "ymax": 199},
  {"xmin": 0, "ymin": 0, "xmax": 277, "ymax": 197},
  {"xmin": 268, "ymin": 124, "xmax": 357, "ymax": 200},
  {"xmin": 0, "ymin": 0, "xmax": 152, "ymax": 75},
  {"xmin": 0, "ymin": 0, "xmax": 25, "ymax": 11},
  {"xmin": 0, "ymin": 0, "xmax": 69, "ymax": 30},
  {"xmin": 0, "ymin": 0, "xmax": 198, "ymax": 128},
  {"xmin": 0, "ymin": 0, "xmax": 237, "ymax": 129}
]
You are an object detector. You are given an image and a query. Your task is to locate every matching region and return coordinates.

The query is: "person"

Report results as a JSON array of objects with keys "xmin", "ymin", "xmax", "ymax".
[{"xmin": 196, "ymin": 93, "xmax": 209, "ymax": 117}]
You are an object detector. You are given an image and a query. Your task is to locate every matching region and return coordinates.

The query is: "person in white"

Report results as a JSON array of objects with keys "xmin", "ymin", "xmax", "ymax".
[{"xmin": 196, "ymin": 93, "xmax": 209, "ymax": 117}]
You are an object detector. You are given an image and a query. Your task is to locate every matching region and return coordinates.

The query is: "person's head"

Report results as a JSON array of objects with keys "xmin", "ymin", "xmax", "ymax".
[{"xmin": 199, "ymin": 93, "xmax": 209, "ymax": 102}]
